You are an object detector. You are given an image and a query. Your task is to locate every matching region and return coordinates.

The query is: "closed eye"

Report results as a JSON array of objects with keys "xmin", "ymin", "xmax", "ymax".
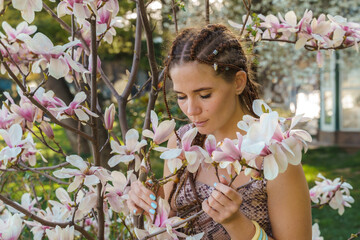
[
  {"xmin": 200, "ymin": 93, "xmax": 211, "ymax": 99},
  {"xmin": 177, "ymin": 95, "xmax": 186, "ymax": 100}
]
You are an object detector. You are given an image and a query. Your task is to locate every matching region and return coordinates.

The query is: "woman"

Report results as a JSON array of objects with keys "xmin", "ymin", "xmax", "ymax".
[{"xmin": 127, "ymin": 24, "xmax": 312, "ymax": 239}]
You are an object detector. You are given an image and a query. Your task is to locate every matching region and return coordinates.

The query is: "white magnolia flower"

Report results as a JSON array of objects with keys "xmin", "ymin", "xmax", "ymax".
[
  {"xmin": 142, "ymin": 110, "xmax": 176, "ymax": 145},
  {"xmin": 0, "ymin": 213, "xmax": 23, "ymax": 240},
  {"xmin": 53, "ymin": 155, "xmax": 111, "ymax": 192},
  {"xmin": 108, "ymin": 129, "xmax": 147, "ymax": 171},
  {"xmin": 12, "ymin": 0, "xmax": 42, "ymax": 23},
  {"xmin": 312, "ymin": 223, "xmax": 324, "ymax": 240},
  {"xmin": 46, "ymin": 225, "xmax": 74, "ymax": 240}
]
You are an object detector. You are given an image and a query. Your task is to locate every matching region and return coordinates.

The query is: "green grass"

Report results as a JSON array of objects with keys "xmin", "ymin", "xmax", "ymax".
[{"xmin": 302, "ymin": 147, "xmax": 360, "ymax": 240}]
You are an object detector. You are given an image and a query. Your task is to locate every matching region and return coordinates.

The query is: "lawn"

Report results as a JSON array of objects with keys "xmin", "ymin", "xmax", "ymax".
[{"xmin": 303, "ymin": 147, "xmax": 360, "ymax": 240}]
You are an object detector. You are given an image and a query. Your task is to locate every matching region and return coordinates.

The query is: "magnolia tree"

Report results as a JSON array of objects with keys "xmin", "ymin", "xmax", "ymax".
[{"xmin": 0, "ymin": 0, "xmax": 359, "ymax": 239}]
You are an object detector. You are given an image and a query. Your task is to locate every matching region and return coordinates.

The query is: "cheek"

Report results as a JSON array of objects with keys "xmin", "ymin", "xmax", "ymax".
[{"xmin": 177, "ymin": 101, "xmax": 187, "ymax": 116}]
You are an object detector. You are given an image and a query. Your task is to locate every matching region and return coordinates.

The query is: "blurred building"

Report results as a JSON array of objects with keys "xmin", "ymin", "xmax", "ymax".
[{"xmin": 319, "ymin": 50, "xmax": 360, "ymax": 150}]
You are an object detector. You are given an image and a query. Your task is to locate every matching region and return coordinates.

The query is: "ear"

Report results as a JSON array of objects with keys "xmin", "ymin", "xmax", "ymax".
[{"xmin": 234, "ymin": 71, "xmax": 247, "ymax": 95}]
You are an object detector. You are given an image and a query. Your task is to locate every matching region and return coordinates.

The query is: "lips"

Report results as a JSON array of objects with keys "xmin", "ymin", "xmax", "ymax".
[{"xmin": 193, "ymin": 120, "xmax": 208, "ymax": 127}]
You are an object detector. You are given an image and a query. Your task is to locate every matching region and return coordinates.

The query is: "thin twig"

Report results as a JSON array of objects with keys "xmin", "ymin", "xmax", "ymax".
[
  {"xmin": 205, "ymin": 0, "xmax": 210, "ymax": 24},
  {"xmin": 17, "ymin": 162, "xmax": 69, "ymax": 185},
  {"xmin": 240, "ymin": 0, "xmax": 251, "ymax": 37},
  {"xmin": 0, "ymin": 40, "xmax": 29, "ymax": 82},
  {"xmin": 120, "ymin": 215, "xmax": 135, "ymax": 240},
  {"xmin": 127, "ymin": 77, "xmax": 152, "ymax": 102},
  {"xmin": 27, "ymin": 162, "xmax": 70, "ymax": 171},
  {"xmin": 171, "ymin": 0, "xmax": 178, "ymax": 33}
]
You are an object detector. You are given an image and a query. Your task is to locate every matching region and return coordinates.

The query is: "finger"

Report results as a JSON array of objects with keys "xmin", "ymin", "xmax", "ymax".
[
  {"xmin": 208, "ymin": 195, "xmax": 224, "ymax": 211},
  {"xmin": 213, "ymin": 182, "xmax": 242, "ymax": 204},
  {"xmin": 210, "ymin": 188, "xmax": 232, "ymax": 206},
  {"xmin": 130, "ymin": 182, "xmax": 158, "ymax": 215},
  {"xmin": 220, "ymin": 174, "xmax": 229, "ymax": 185},
  {"xmin": 127, "ymin": 198, "xmax": 142, "ymax": 216},
  {"xmin": 129, "ymin": 190, "xmax": 155, "ymax": 215},
  {"xmin": 202, "ymin": 199, "xmax": 219, "ymax": 219},
  {"xmin": 137, "ymin": 184, "xmax": 158, "ymax": 211}
]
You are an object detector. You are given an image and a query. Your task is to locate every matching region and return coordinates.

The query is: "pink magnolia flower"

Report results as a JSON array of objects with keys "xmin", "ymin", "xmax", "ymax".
[
  {"xmin": 53, "ymin": 155, "xmax": 111, "ymax": 192},
  {"xmin": 104, "ymin": 103, "xmax": 116, "ymax": 130},
  {"xmin": 1, "ymin": 21, "xmax": 37, "ymax": 42},
  {"xmin": 135, "ymin": 198, "xmax": 187, "ymax": 240},
  {"xmin": 21, "ymin": 133, "xmax": 48, "ymax": 166},
  {"xmin": 108, "ymin": 129, "xmax": 147, "ymax": 170},
  {"xmin": 33, "ymin": 87, "xmax": 62, "ymax": 109},
  {"xmin": 0, "ymin": 213, "xmax": 23, "ymax": 240},
  {"xmin": 57, "ymin": 0, "xmax": 91, "ymax": 20},
  {"xmin": 54, "ymin": 91, "xmax": 98, "ymax": 122},
  {"xmin": 0, "ymin": 124, "xmax": 23, "ymax": 168},
  {"xmin": 212, "ymin": 133, "xmax": 243, "ymax": 175},
  {"xmin": 105, "ymin": 170, "xmax": 136, "ymax": 213},
  {"xmin": 0, "ymin": 103, "xmax": 14, "ymax": 129},
  {"xmin": 45, "ymin": 225, "xmax": 74, "ymax": 240},
  {"xmin": 7, "ymin": 193, "xmax": 41, "ymax": 217},
  {"xmin": 39, "ymin": 122, "xmax": 54, "ymax": 139},
  {"xmin": 241, "ymin": 100, "xmax": 312, "ymax": 180},
  {"xmin": 142, "ymin": 110, "xmax": 176, "ymax": 145},
  {"xmin": 12, "ymin": 0, "xmax": 42, "ymax": 23},
  {"xmin": 17, "ymin": 32, "xmax": 83, "ymax": 80},
  {"xmin": 10, "ymin": 95, "xmax": 38, "ymax": 124},
  {"xmin": 160, "ymin": 128, "xmax": 207, "ymax": 173},
  {"xmin": 310, "ymin": 173, "xmax": 354, "ymax": 215}
]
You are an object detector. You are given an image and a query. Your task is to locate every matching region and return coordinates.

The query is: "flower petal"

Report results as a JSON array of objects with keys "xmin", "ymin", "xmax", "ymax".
[
  {"xmin": 263, "ymin": 154, "xmax": 279, "ymax": 180},
  {"xmin": 66, "ymin": 155, "xmax": 87, "ymax": 172}
]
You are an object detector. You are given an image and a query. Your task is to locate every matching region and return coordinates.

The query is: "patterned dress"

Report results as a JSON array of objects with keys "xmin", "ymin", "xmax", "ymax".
[{"xmin": 174, "ymin": 124, "xmax": 273, "ymax": 239}]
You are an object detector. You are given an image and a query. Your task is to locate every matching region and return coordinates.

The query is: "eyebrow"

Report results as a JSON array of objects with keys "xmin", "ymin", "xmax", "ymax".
[{"xmin": 173, "ymin": 87, "xmax": 212, "ymax": 94}]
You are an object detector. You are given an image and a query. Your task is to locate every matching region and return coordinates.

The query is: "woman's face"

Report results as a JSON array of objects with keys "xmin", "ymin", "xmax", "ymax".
[{"xmin": 170, "ymin": 61, "xmax": 246, "ymax": 140}]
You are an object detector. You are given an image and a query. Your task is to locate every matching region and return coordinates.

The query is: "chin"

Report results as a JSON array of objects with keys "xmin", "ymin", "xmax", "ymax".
[{"xmin": 196, "ymin": 127, "xmax": 212, "ymax": 136}]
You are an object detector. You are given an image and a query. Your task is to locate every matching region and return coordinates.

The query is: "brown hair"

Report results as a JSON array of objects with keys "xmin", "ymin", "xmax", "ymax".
[
  {"xmin": 164, "ymin": 24, "xmax": 260, "ymax": 116},
  {"xmin": 162, "ymin": 24, "xmax": 260, "ymax": 216}
]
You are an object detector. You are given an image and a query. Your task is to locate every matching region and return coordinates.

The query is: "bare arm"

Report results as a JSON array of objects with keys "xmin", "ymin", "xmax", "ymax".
[
  {"xmin": 267, "ymin": 164, "xmax": 312, "ymax": 239},
  {"xmin": 204, "ymin": 162, "xmax": 312, "ymax": 240}
]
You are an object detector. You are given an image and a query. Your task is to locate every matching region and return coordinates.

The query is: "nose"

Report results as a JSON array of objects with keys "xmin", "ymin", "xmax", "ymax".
[{"xmin": 186, "ymin": 98, "xmax": 201, "ymax": 117}]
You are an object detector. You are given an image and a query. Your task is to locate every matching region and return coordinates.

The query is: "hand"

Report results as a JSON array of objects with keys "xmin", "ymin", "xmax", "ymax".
[
  {"xmin": 127, "ymin": 180, "xmax": 158, "ymax": 217},
  {"xmin": 202, "ymin": 175, "xmax": 243, "ymax": 224}
]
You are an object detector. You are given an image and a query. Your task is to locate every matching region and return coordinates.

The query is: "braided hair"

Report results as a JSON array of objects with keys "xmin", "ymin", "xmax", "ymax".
[{"xmin": 162, "ymin": 24, "xmax": 260, "ymax": 214}]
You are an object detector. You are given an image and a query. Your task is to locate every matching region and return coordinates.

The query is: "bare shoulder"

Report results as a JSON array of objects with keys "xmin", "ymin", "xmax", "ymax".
[{"xmin": 267, "ymin": 164, "xmax": 312, "ymax": 239}]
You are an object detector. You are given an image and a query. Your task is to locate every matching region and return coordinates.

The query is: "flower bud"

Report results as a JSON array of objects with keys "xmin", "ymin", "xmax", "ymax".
[
  {"xmin": 104, "ymin": 103, "xmax": 115, "ymax": 130},
  {"xmin": 40, "ymin": 121, "xmax": 54, "ymax": 139}
]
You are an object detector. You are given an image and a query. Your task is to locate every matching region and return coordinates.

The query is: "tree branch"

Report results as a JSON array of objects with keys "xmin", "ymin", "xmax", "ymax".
[
  {"xmin": 17, "ymin": 162, "xmax": 69, "ymax": 185},
  {"xmin": 138, "ymin": 0, "xmax": 160, "ymax": 132},
  {"xmin": 172, "ymin": 0, "xmax": 179, "ymax": 33},
  {"xmin": 89, "ymin": 15, "xmax": 105, "ymax": 240},
  {"xmin": 118, "ymin": 4, "xmax": 143, "ymax": 137},
  {"xmin": 205, "ymin": 0, "xmax": 210, "ymax": 25}
]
